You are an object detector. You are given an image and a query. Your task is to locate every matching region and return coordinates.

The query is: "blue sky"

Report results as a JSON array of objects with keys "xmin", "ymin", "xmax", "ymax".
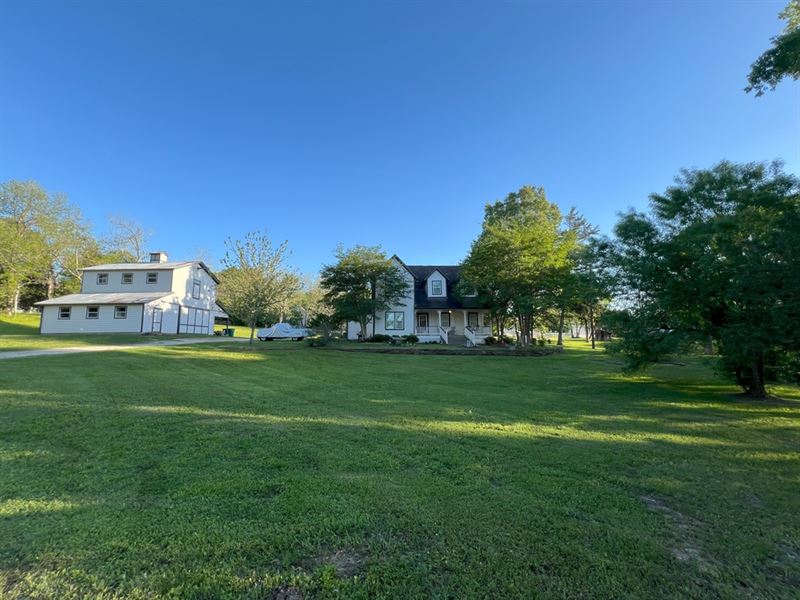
[{"xmin": 1, "ymin": 0, "xmax": 797, "ymax": 275}]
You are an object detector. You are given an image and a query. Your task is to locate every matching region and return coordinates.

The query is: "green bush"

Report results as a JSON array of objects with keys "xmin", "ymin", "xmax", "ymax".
[
  {"xmin": 367, "ymin": 334, "xmax": 393, "ymax": 343},
  {"xmin": 537, "ymin": 339, "xmax": 546, "ymax": 347},
  {"xmin": 403, "ymin": 334, "xmax": 419, "ymax": 344},
  {"xmin": 484, "ymin": 336, "xmax": 498, "ymax": 346}
]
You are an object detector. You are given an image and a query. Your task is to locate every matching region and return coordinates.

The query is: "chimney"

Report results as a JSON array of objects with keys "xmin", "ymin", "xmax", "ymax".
[{"xmin": 149, "ymin": 251, "xmax": 168, "ymax": 263}]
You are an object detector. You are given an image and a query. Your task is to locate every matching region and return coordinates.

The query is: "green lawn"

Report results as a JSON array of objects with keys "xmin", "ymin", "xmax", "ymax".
[
  {"xmin": 0, "ymin": 314, "xmax": 189, "ymax": 352},
  {"xmin": 1, "ymin": 342, "xmax": 798, "ymax": 598}
]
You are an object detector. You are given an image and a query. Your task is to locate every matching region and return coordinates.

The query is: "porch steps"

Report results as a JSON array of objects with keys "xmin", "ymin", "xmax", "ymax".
[{"xmin": 447, "ymin": 334, "xmax": 468, "ymax": 346}]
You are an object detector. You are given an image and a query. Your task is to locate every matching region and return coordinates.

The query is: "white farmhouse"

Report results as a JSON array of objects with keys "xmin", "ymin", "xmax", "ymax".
[
  {"xmin": 35, "ymin": 252, "xmax": 227, "ymax": 335},
  {"xmin": 346, "ymin": 256, "xmax": 493, "ymax": 346}
]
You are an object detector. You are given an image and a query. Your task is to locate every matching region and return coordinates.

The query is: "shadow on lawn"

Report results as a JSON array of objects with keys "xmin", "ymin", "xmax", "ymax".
[{"xmin": 2, "ymin": 345, "xmax": 799, "ymax": 597}]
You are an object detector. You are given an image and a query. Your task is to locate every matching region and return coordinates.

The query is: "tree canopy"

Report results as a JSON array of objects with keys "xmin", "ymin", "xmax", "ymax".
[
  {"xmin": 217, "ymin": 231, "xmax": 300, "ymax": 344},
  {"xmin": 320, "ymin": 245, "xmax": 410, "ymax": 340},
  {"xmin": 746, "ymin": 1, "xmax": 800, "ymax": 95},
  {"xmin": 605, "ymin": 161, "xmax": 800, "ymax": 398}
]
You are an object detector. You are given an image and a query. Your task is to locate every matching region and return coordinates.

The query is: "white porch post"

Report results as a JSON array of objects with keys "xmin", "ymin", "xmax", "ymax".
[
  {"xmin": 462, "ymin": 310, "xmax": 468, "ymax": 333},
  {"xmin": 438, "ymin": 311, "xmax": 442, "ymax": 330}
]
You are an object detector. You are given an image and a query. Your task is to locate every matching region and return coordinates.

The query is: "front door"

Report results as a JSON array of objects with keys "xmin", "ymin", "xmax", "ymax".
[
  {"xmin": 417, "ymin": 313, "xmax": 428, "ymax": 332},
  {"xmin": 152, "ymin": 308, "xmax": 163, "ymax": 333}
]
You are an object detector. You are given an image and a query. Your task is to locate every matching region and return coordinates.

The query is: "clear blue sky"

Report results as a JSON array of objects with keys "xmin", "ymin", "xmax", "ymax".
[{"xmin": 1, "ymin": 0, "xmax": 797, "ymax": 274}]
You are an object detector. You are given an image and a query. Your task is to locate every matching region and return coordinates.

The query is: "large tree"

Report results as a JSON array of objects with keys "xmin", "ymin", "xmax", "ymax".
[
  {"xmin": 746, "ymin": 1, "xmax": 800, "ymax": 96},
  {"xmin": 0, "ymin": 180, "xmax": 90, "ymax": 312},
  {"xmin": 606, "ymin": 161, "xmax": 800, "ymax": 398},
  {"xmin": 217, "ymin": 231, "xmax": 300, "ymax": 344},
  {"xmin": 461, "ymin": 186, "xmax": 577, "ymax": 347},
  {"xmin": 320, "ymin": 245, "xmax": 410, "ymax": 340}
]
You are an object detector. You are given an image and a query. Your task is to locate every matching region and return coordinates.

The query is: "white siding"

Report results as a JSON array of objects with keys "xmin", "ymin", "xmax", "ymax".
[
  {"xmin": 40, "ymin": 304, "xmax": 145, "ymax": 334},
  {"xmin": 81, "ymin": 269, "xmax": 174, "ymax": 293},
  {"xmin": 425, "ymin": 270, "xmax": 447, "ymax": 298}
]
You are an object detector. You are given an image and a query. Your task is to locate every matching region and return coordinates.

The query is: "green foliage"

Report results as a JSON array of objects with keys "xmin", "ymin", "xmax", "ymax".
[
  {"xmin": 606, "ymin": 161, "xmax": 800, "ymax": 397},
  {"xmin": 746, "ymin": 1, "xmax": 800, "ymax": 95},
  {"xmin": 319, "ymin": 245, "xmax": 410, "ymax": 340},
  {"xmin": 217, "ymin": 231, "xmax": 300, "ymax": 344},
  {"xmin": 461, "ymin": 186, "xmax": 581, "ymax": 346},
  {"xmin": 402, "ymin": 334, "xmax": 419, "ymax": 344}
]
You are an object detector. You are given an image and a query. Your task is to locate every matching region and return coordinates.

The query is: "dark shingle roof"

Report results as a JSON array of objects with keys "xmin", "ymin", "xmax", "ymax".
[{"xmin": 404, "ymin": 264, "xmax": 488, "ymax": 310}]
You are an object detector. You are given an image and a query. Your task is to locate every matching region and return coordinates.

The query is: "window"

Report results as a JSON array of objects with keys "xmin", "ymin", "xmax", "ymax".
[
  {"xmin": 121, "ymin": 273, "xmax": 133, "ymax": 284},
  {"xmin": 146, "ymin": 272, "xmax": 158, "ymax": 284},
  {"xmin": 114, "ymin": 306, "xmax": 127, "ymax": 319},
  {"xmin": 440, "ymin": 312, "xmax": 451, "ymax": 327},
  {"xmin": 431, "ymin": 280, "xmax": 443, "ymax": 295},
  {"xmin": 96, "ymin": 273, "xmax": 108, "ymax": 285},
  {"xmin": 192, "ymin": 279, "xmax": 201, "ymax": 299},
  {"xmin": 483, "ymin": 313, "xmax": 491, "ymax": 327},
  {"xmin": 86, "ymin": 306, "xmax": 99, "ymax": 319},
  {"xmin": 468, "ymin": 312, "xmax": 479, "ymax": 328},
  {"xmin": 58, "ymin": 307, "xmax": 71, "ymax": 319},
  {"xmin": 385, "ymin": 311, "xmax": 405, "ymax": 331}
]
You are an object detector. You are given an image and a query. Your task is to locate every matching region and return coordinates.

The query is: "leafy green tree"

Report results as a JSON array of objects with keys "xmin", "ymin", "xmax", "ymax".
[
  {"xmin": 606, "ymin": 161, "xmax": 800, "ymax": 398},
  {"xmin": 0, "ymin": 180, "xmax": 90, "ymax": 312},
  {"xmin": 320, "ymin": 245, "xmax": 410, "ymax": 340},
  {"xmin": 461, "ymin": 186, "xmax": 577, "ymax": 347},
  {"xmin": 217, "ymin": 231, "xmax": 300, "ymax": 344},
  {"xmin": 746, "ymin": 1, "xmax": 800, "ymax": 95}
]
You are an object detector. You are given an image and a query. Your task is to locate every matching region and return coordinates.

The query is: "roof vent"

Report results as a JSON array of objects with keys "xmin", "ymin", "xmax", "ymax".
[{"xmin": 149, "ymin": 251, "xmax": 168, "ymax": 263}]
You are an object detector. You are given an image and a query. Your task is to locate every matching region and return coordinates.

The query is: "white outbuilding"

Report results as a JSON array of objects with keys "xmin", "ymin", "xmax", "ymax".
[{"xmin": 35, "ymin": 252, "xmax": 228, "ymax": 335}]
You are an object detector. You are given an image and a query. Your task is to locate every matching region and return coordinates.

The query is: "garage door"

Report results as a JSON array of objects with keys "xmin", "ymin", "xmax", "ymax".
[{"xmin": 179, "ymin": 306, "xmax": 211, "ymax": 334}]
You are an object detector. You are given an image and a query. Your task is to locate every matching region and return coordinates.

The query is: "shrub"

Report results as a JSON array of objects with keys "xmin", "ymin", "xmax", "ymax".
[
  {"xmin": 537, "ymin": 339, "xmax": 546, "ymax": 347},
  {"xmin": 367, "ymin": 334, "xmax": 392, "ymax": 343},
  {"xmin": 306, "ymin": 336, "xmax": 329, "ymax": 347},
  {"xmin": 502, "ymin": 335, "xmax": 515, "ymax": 345},
  {"xmin": 484, "ymin": 336, "xmax": 498, "ymax": 346},
  {"xmin": 403, "ymin": 334, "xmax": 419, "ymax": 344}
]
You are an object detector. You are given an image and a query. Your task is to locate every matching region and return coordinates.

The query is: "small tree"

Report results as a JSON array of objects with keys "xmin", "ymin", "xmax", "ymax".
[
  {"xmin": 320, "ymin": 245, "xmax": 410, "ymax": 340},
  {"xmin": 217, "ymin": 231, "xmax": 300, "ymax": 344}
]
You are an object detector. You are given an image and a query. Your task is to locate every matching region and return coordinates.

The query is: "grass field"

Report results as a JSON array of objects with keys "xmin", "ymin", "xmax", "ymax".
[
  {"xmin": 0, "ymin": 314, "xmax": 190, "ymax": 351},
  {"xmin": 1, "ymin": 341, "xmax": 798, "ymax": 598}
]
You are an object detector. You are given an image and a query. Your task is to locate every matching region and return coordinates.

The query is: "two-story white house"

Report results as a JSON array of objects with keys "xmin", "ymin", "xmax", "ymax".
[
  {"xmin": 346, "ymin": 256, "xmax": 493, "ymax": 346},
  {"xmin": 35, "ymin": 252, "xmax": 227, "ymax": 335}
]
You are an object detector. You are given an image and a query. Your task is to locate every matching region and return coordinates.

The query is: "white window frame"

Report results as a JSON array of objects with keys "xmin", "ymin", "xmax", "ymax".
[
  {"xmin": 96, "ymin": 273, "xmax": 108, "ymax": 285},
  {"xmin": 58, "ymin": 306, "xmax": 71, "ymax": 320},
  {"xmin": 440, "ymin": 312, "xmax": 451, "ymax": 328},
  {"xmin": 385, "ymin": 311, "xmax": 405, "ymax": 331},
  {"xmin": 146, "ymin": 272, "xmax": 158, "ymax": 284},
  {"xmin": 431, "ymin": 280, "xmax": 443, "ymax": 296},
  {"xmin": 121, "ymin": 273, "xmax": 133, "ymax": 285},
  {"xmin": 192, "ymin": 279, "xmax": 201, "ymax": 299},
  {"xmin": 86, "ymin": 306, "xmax": 99, "ymax": 319},
  {"xmin": 114, "ymin": 306, "xmax": 128, "ymax": 319}
]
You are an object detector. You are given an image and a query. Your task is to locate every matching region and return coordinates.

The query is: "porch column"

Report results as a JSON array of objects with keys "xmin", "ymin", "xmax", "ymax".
[
  {"xmin": 438, "ymin": 311, "xmax": 442, "ymax": 329},
  {"xmin": 462, "ymin": 310, "xmax": 468, "ymax": 332}
]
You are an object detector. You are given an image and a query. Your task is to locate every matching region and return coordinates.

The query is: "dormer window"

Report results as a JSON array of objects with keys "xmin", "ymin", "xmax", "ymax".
[{"xmin": 432, "ymin": 280, "xmax": 443, "ymax": 295}]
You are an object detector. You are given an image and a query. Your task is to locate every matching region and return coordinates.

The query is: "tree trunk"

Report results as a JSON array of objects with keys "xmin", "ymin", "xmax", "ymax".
[
  {"xmin": 46, "ymin": 270, "xmax": 57, "ymax": 299},
  {"xmin": 747, "ymin": 357, "xmax": 768, "ymax": 398},
  {"xmin": 556, "ymin": 305, "xmax": 566, "ymax": 346},
  {"xmin": 589, "ymin": 306, "xmax": 595, "ymax": 350},
  {"xmin": 703, "ymin": 335, "xmax": 714, "ymax": 355},
  {"xmin": 12, "ymin": 285, "xmax": 21, "ymax": 315},
  {"xmin": 248, "ymin": 318, "xmax": 256, "ymax": 345},
  {"xmin": 583, "ymin": 317, "xmax": 589, "ymax": 342}
]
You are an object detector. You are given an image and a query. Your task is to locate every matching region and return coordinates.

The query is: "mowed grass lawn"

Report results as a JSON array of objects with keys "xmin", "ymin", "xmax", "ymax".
[
  {"xmin": 1, "ymin": 342, "xmax": 798, "ymax": 598},
  {"xmin": 0, "ymin": 314, "xmax": 191, "ymax": 352}
]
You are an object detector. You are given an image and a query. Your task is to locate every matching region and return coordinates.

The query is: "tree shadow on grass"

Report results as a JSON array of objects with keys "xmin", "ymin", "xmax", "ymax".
[{"xmin": 1, "ymin": 345, "xmax": 799, "ymax": 597}]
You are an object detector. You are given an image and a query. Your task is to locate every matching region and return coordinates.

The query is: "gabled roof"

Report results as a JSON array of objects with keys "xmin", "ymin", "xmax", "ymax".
[
  {"xmin": 399, "ymin": 262, "xmax": 488, "ymax": 310},
  {"xmin": 35, "ymin": 292, "xmax": 171, "ymax": 306}
]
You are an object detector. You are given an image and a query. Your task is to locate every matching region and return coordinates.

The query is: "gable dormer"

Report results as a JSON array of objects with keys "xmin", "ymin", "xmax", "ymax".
[{"xmin": 426, "ymin": 269, "xmax": 447, "ymax": 298}]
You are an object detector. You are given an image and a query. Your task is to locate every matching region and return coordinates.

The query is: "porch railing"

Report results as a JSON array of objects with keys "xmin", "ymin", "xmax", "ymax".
[{"xmin": 439, "ymin": 325, "xmax": 449, "ymax": 345}]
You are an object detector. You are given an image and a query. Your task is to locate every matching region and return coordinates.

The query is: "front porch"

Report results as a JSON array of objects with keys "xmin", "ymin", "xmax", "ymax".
[{"xmin": 414, "ymin": 310, "xmax": 491, "ymax": 345}]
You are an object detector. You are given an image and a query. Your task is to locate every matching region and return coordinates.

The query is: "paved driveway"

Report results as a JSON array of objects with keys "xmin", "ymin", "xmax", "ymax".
[{"xmin": 0, "ymin": 337, "xmax": 249, "ymax": 360}]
